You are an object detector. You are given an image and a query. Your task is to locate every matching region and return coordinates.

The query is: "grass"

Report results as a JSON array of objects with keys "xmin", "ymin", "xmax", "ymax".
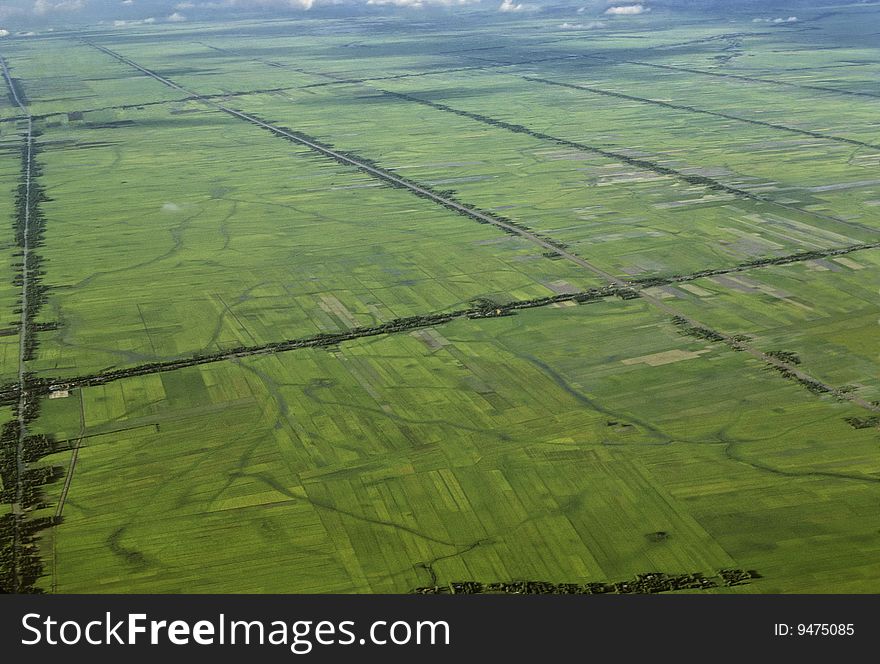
[
  {"xmin": 0, "ymin": 40, "xmax": 185, "ymax": 118},
  {"xmin": 667, "ymin": 248, "xmax": 880, "ymax": 401},
  {"xmin": 194, "ymin": 77, "xmax": 879, "ymax": 278},
  {"xmin": 27, "ymin": 103, "xmax": 598, "ymax": 378},
  {"xmin": 34, "ymin": 301, "xmax": 880, "ymax": 593},
  {"xmin": 1, "ymin": 4, "xmax": 879, "ymax": 593}
]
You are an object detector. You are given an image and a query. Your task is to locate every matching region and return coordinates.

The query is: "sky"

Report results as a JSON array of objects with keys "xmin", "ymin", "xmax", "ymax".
[{"xmin": 0, "ymin": 1, "xmax": 823, "ymax": 33}]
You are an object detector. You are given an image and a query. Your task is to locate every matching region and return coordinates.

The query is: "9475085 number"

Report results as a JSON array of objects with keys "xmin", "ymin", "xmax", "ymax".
[{"xmin": 774, "ymin": 624, "xmax": 854, "ymax": 637}]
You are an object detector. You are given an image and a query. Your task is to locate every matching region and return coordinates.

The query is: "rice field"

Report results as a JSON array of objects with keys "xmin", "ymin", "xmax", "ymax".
[{"xmin": 1, "ymin": 2, "xmax": 878, "ymax": 593}]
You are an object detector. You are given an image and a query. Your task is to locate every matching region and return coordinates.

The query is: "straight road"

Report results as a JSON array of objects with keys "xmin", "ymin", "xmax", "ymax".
[
  {"xmin": 83, "ymin": 41, "xmax": 880, "ymax": 418},
  {"xmin": 1, "ymin": 51, "xmax": 34, "ymax": 592}
]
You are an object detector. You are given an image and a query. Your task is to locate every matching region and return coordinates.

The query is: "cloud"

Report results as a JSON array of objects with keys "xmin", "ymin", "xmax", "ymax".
[
  {"xmin": 33, "ymin": 0, "xmax": 86, "ymax": 15},
  {"xmin": 366, "ymin": 0, "xmax": 475, "ymax": 7},
  {"xmin": 167, "ymin": 0, "xmax": 475, "ymax": 11},
  {"xmin": 604, "ymin": 4, "xmax": 647, "ymax": 15},
  {"xmin": 366, "ymin": 0, "xmax": 425, "ymax": 6},
  {"xmin": 559, "ymin": 21, "xmax": 605, "ymax": 30},
  {"xmin": 188, "ymin": 0, "xmax": 347, "ymax": 9},
  {"xmin": 498, "ymin": 0, "xmax": 537, "ymax": 12},
  {"xmin": 0, "ymin": 29, "xmax": 9, "ymax": 37},
  {"xmin": 113, "ymin": 17, "xmax": 155, "ymax": 26},
  {"xmin": 753, "ymin": 16, "xmax": 798, "ymax": 24},
  {"xmin": 167, "ymin": 11, "xmax": 187, "ymax": 21},
  {"xmin": 202, "ymin": 0, "xmax": 315, "ymax": 9},
  {"xmin": 121, "ymin": 0, "xmax": 134, "ymax": 4}
]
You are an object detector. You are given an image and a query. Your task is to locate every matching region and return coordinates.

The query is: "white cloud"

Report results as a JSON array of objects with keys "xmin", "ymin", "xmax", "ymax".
[
  {"xmin": 604, "ymin": 4, "xmax": 647, "ymax": 15},
  {"xmin": 167, "ymin": 11, "xmax": 188, "ymax": 21},
  {"xmin": 498, "ymin": 0, "xmax": 537, "ymax": 12},
  {"xmin": 753, "ymin": 16, "xmax": 798, "ymax": 24},
  {"xmin": 33, "ymin": 0, "xmax": 86, "ymax": 15},
  {"xmin": 559, "ymin": 21, "xmax": 605, "ymax": 30},
  {"xmin": 367, "ymin": 0, "xmax": 423, "ymax": 6},
  {"xmin": 113, "ymin": 17, "xmax": 156, "ymax": 26},
  {"xmin": 121, "ymin": 0, "xmax": 134, "ymax": 5},
  {"xmin": 367, "ymin": 0, "xmax": 474, "ymax": 6},
  {"xmin": 171, "ymin": 0, "xmax": 474, "ymax": 10},
  {"xmin": 0, "ymin": 29, "xmax": 10, "ymax": 37},
  {"xmin": 194, "ymin": 0, "xmax": 333, "ymax": 9}
]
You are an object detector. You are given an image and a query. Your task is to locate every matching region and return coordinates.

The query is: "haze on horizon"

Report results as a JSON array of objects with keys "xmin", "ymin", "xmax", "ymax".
[{"xmin": 0, "ymin": 0, "xmax": 841, "ymax": 34}]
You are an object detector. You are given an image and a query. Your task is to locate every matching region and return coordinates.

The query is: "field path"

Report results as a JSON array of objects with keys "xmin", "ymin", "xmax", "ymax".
[
  {"xmin": 84, "ymin": 43, "xmax": 620, "ymax": 284},
  {"xmin": 76, "ymin": 42, "xmax": 880, "ymax": 417},
  {"xmin": 523, "ymin": 75, "xmax": 880, "ymax": 152},
  {"xmin": 1, "ymin": 53, "xmax": 34, "ymax": 591},
  {"xmin": 599, "ymin": 56, "xmax": 880, "ymax": 101}
]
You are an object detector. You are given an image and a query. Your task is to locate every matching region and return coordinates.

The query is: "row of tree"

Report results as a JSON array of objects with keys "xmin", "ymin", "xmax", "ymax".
[
  {"xmin": 0, "ymin": 514, "xmax": 54, "ymax": 593},
  {"xmin": 671, "ymin": 315, "xmax": 725, "ymax": 342},
  {"xmin": 4, "ymin": 75, "xmax": 28, "ymax": 108},
  {"xmin": 244, "ymin": 110, "xmax": 574, "ymax": 256},
  {"xmin": 413, "ymin": 570, "xmax": 760, "ymax": 595},
  {"xmin": 379, "ymin": 89, "xmax": 749, "ymax": 199},
  {"xmin": 0, "ymin": 127, "xmax": 59, "ymax": 593},
  {"xmin": 845, "ymin": 416, "xmax": 880, "ymax": 430},
  {"xmin": 35, "ymin": 285, "xmax": 639, "ymax": 397},
  {"xmin": 524, "ymin": 74, "xmax": 878, "ymax": 152},
  {"xmin": 633, "ymin": 241, "xmax": 880, "ymax": 289},
  {"xmin": 765, "ymin": 363, "xmax": 831, "ymax": 395}
]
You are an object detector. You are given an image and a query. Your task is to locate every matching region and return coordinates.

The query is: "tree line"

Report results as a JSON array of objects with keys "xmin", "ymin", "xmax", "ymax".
[{"xmin": 413, "ymin": 569, "xmax": 760, "ymax": 594}]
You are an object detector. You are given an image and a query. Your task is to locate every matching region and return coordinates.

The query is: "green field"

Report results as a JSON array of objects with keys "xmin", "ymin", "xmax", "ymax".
[
  {"xmin": 1, "ymin": 2, "xmax": 879, "ymax": 594},
  {"xmin": 33, "ymin": 302, "xmax": 880, "ymax": 592},
  {"xmin": 29, "ymin": 103, "xmax": 597, "ymax": 377}
]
